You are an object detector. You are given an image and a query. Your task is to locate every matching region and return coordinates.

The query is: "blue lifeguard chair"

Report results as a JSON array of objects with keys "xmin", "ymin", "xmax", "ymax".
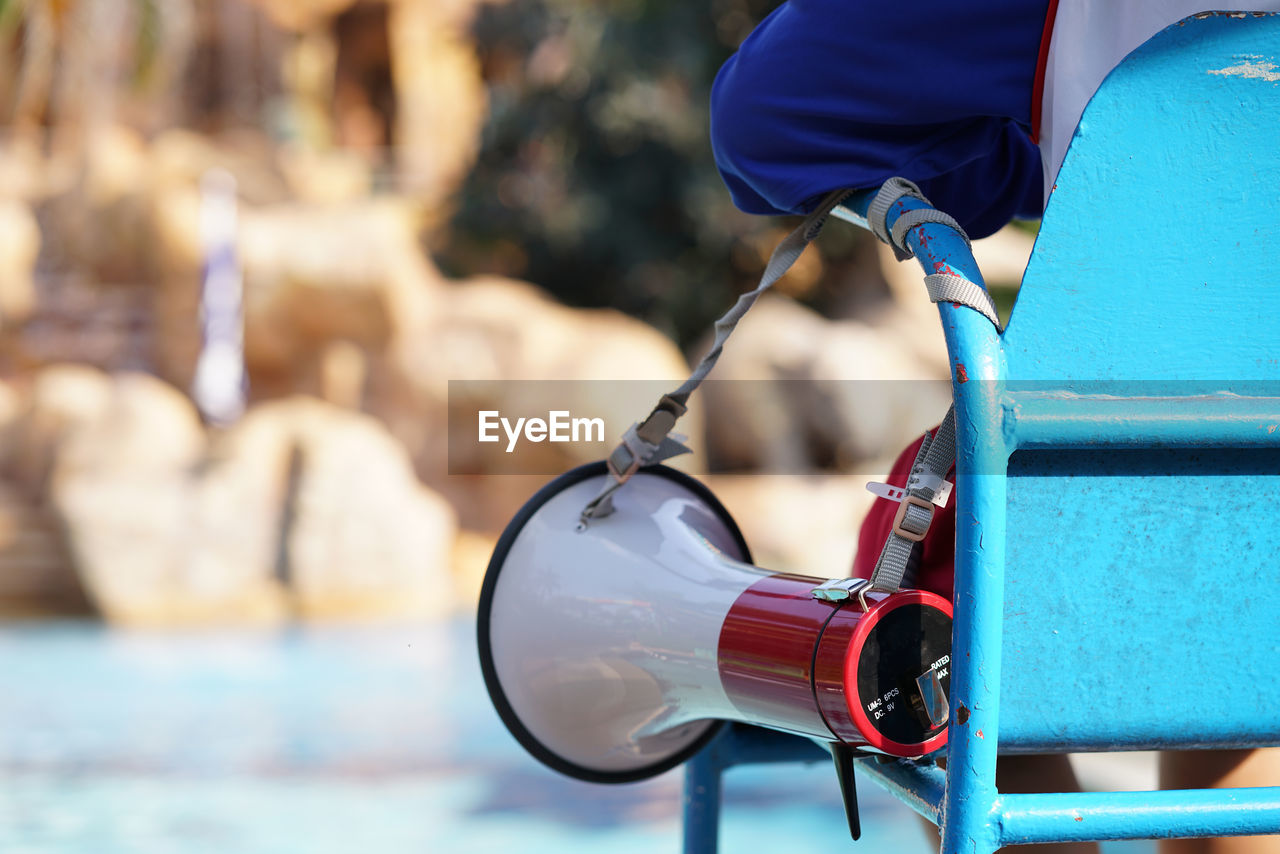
[{"xmin": 685, "ymin": 12, "xmax": 1280, "ymax": 853}]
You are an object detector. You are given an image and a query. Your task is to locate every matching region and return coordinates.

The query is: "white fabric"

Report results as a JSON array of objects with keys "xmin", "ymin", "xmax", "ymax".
[{"xmin": 1039, "ymin": 4, "xmax": 1280, "ymax": 204}]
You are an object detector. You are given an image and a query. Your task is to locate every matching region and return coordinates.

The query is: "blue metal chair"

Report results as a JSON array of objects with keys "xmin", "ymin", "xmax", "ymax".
[{"xmin": 685, "ymin": 13, "xmax": 1280, "ymax": 853}]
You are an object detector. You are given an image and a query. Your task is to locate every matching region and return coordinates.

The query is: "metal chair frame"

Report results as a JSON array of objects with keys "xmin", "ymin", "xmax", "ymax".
[{"xmin": 684, "ymin": 14, "xmax": 1280, "ymax": 853}]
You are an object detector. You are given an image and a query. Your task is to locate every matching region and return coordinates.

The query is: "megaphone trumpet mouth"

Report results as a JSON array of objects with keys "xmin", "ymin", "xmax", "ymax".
[
  {"xmin": 477, "ymin": 461, "xmax": 742, "ymax": 783},
  {"xmin": 478, "ymin": 462, "xmax": 952, "ymax": 784}
]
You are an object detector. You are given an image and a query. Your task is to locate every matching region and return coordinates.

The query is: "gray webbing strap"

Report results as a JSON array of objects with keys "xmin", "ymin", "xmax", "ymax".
[
  {"xmin": 925, "ymin": 272, "xmax": 1004, "ymax": 333},
  {"xmin": 863, "ymin": 176, "xmax": 1003, "ymax": 596},
  {"xmin": 867, "ymin": 177, "xmax": 925, "ymax": 259},
  {"xmin": 867, "ymin": 406, "xmax": 957, "ymax": 595},
  {"xmin": 668, "ymin": 186, "xmax": 852, "ymax": 403},
  {"xmin": 867, "ymin": 178, "xmax": 1001, "ymax": 334},
  {"xmin": 578, "ymin": 187, "xmax": 853, "ymax": 527},
  {"xmin": 891, "ymin": 208, "xmax": 971, "ymax": 254}
]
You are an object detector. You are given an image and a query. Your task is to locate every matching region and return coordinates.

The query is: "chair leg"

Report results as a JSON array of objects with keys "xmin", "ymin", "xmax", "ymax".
[
  {"xmin": 941, "ymin": 458, "xmax": 1009, "ymax": 854},
  {"xmin": 683, "ymin": 746, "xmax": 723, "ymax": 854}
]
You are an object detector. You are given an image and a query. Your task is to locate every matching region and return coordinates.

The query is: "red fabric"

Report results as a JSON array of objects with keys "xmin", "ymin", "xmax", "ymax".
[
  {"xmin": 851, "ymin": 430, "xmax": 957, "ymax": 601},
  {"xmin": 1028, "ymin": 0, "xmax": 1060, "ymax": 144}
]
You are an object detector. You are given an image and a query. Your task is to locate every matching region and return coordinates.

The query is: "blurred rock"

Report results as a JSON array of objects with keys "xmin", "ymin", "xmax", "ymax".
[
  {"xmin": 68, "ymin": 127, "xmax": 152, "ymax": 284},
  {"xmin": 145, "ymin": 182, "xmax": 436, "ymax": 398},
  {"xmin": 700, "ymin": 224, "xmax": 1033, "ymax": 476},
  {"xmin": 10, "ymin": 364, "xmax": 115, "ymax": 498},
  {"xmin": 389, "ymin": 0, "xmax": 489, "ymax": 212},
  {"xmin": 0, "ymin": 199, "xmax": 40, "ymax": 329},
  {"xmin": 55, "ymin": 469, "xmax": 289, "ymax": 626},
  {"xmin": 703, "ymin": 473, "xmax": 876, "ymax": 582},
  {"xmin": 450, "ymin": 528, "xmax": 498, "ymax": 609},
  {"xmin": 278, "ymin": 145, "xmax": 374, "ymax": 205},
  {"xmin": 971, "ymin": 224, "xmax": 1036, "ymax": 290},
  {"xmin": 149, "ymin": 129, "xmax": 292, "ymax": 207},
  {"xmin": 45, "ymin": 370, "xmax": 287, "ymax": 626},
  {"xmin": 0, "ymin": 137, "xmax": 46, "ymax": 202},
  {"xmin": 231, "ymin": 397, "xmax": 458, "ymax": 620},
  {"xmin": 54, "ymin": 372, "xmax": 207, "ymax": 477},
  {"xmin": 236, "ymin": 198, "xmax": 435, "ymax": 398},
  {"xmin": 43, "ymin": 376, "xmax": 458, "ymax": 625},
  {"xmin": 382, "ymin": 275, "xmax": 698, "ymax": 531},
  {"xmin": 246, "ymin": 0, "xmax": 359, "ymax": 32},
  {"xmin": 0, "ymin": 482, "xmax": 89, "ymax": 617},
  {"xmin": 699, "ymin": 295, "xmax": 949, "ymax": 473},
  {"xmin": 318, "ymin": 339, "xmax": 369, "ymax": 410},
  {"xmin": 0, "ymin": 375, "xmax": 84, "ymax": 617}
]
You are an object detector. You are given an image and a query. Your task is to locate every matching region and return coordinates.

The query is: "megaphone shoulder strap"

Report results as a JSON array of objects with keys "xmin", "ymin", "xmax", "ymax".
[
  {"xmin": 578, "ymin": 187, "xmax": 854, "ymax": 527},
  {"xmin": 579, "ymin": 178, "xmax": 1001, "ymax": 575},
  {"xmin": 867, "ymin": 406, "xmax": 956, "ymax": 595}
]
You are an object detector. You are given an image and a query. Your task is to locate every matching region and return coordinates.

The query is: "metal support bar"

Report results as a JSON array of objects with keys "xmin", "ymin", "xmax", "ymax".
[
  {"xmin": 841, "ymin": 184, "xmax": 1009, "ymax": 854},
  {"xmin": 683, "ymin": 746, "xmax": 724, "ymax": 854},
  {"xmin": 1006, "ymin": 390, "xmax": 1280, "ymax": 449},
  {"xmin": 999, "ymin": 787, "xmax": 1280, "ymax": 845},
  {"xmin": 853, "ymin": 757, "xmax": 947, "ymax": 825},
  {"xmin": 682, "ymin": 725, "xmax": 831, "ymax": 854}
]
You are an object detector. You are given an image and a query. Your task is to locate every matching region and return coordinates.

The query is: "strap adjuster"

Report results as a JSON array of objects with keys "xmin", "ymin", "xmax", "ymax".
[
  {"xmin": 606, "ymin": 426, "xmax": 649, "ymax": 482},
  {"xmin": 891, "ymin": 495, "xmax": 935, "ymax": 543}
]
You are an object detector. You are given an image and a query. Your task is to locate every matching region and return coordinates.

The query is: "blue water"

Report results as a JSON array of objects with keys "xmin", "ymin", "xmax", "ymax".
[{"xmin": 0, "ymin": 620, "xmax": 935, "ymax": 854}]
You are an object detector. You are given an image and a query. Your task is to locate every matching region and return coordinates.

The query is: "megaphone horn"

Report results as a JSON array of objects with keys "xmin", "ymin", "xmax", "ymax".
[{"xmin": 478, "ymin": 462, "xmax": 952, "ymax": 784}]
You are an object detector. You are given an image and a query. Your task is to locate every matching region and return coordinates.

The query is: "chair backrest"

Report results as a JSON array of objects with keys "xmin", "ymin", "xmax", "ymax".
[{"xmin": 993, "ymin": 13, "xmax": 1280, "ymax": 752}]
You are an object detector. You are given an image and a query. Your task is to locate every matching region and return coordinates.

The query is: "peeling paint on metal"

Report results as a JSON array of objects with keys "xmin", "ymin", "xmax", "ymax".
[{"xmin": 1208, "ymin": 55, "xmax": 1280, "ymax": 82}]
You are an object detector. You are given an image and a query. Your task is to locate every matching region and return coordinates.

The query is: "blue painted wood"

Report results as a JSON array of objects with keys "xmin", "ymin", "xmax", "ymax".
[
  {"xmin": 993, "ymin": 13, "xmax": 1280, "ymax": 752},
  {"xmin": 867, "ymin": 12, "xmax": 1280, "ymax": 853},
  {"xmin": 1001, "ymin": 447, "xmax": 1280, "ymax": 751},
  {"xmin": 1004, "ymin": 13, "xmax": 1280, "ymax": 383}
]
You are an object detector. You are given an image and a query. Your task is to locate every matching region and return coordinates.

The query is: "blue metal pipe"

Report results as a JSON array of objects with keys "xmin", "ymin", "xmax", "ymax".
[
  {"xmin": 1005, "ymin": 390, "xmax": 1280, "ymax": 449},
  {"xmin": 836, "ymin": 190, "xmax": 1003, "ymax": 376},
  {"xmin": 854, "ymin": 758, "xmax": 947, "ymax": 825},
  {"xmin": 998, "ymin": 788, "xmax": 1280, "ymax": 844},
  {"xmin": 841, "ymin": 185, "xmax": 1011, "ymax": 854},
  {"xmin": 682, "ymin": 726, "xmax": 831, "ymax": 854},
  {"xmin": 683, "ymin": 747, "xmax": 722, "ymax": 854}
]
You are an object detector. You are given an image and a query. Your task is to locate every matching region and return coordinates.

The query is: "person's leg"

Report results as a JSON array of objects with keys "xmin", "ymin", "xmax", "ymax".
[{"xmin": 1159, "ymin": 748, "xmax": 1280, "ymax": 854}]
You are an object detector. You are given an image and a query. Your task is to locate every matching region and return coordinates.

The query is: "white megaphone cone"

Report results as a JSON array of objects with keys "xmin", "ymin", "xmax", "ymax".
[{"xmin": 478, "ymin": 462, "xmax": 952, "ymax": 784}]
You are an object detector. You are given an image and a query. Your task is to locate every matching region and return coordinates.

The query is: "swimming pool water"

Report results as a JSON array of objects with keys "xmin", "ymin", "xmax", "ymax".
[
  {"xmin": 0, "ymin": 620, "xmax": 927, "ymax": 853},
  {"xmin": 0, "ymin": 620, "xmax": 1147, "ymax": 853}
]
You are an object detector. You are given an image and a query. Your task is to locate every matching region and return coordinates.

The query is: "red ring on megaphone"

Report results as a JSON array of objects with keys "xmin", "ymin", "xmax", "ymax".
[{"xmin": 717, "ymin": 576, "xmax": 952, "ymax": 756}]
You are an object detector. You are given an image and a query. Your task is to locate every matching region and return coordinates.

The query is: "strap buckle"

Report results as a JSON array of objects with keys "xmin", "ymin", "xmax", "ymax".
[
  {"xmin": 891, "ymin": 495, "xmax": 935, "ymax": 543},
  {"xmin": 605, "ymin": 435, "xmax": 644, "ymax": 483}
]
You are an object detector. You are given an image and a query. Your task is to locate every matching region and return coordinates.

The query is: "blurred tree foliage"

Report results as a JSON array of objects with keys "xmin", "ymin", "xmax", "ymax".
[{"xmin": 437, "ymin": 0, "xmax": 790, "ymax": 348}]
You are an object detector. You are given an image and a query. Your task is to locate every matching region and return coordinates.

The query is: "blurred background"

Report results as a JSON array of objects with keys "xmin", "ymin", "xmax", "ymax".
[{"xmin": 0, "ymin": 0, "xmax": 1045, "ymax": 851}]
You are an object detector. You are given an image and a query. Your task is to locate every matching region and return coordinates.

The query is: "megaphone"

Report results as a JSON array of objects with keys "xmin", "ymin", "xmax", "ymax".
[{"xmin": 477, "ymin": 461, "xmax": 952, "ymax": 784}]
